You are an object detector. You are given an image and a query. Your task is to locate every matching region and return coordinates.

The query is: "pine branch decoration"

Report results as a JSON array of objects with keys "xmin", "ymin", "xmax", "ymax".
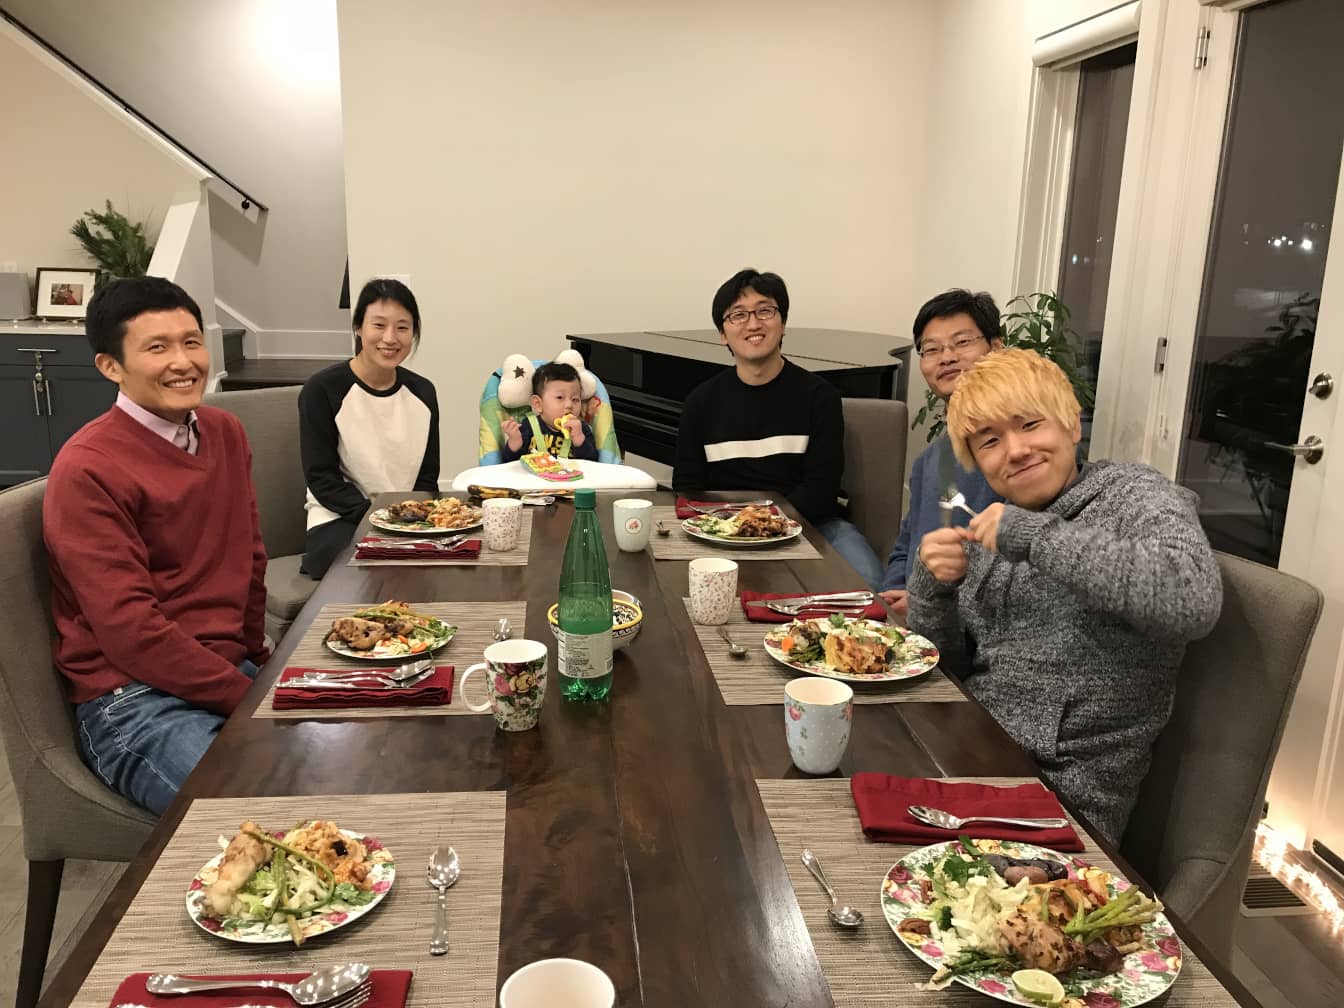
[{"xmin": 70, "ymin": 201, "xmax": 155, "ymax": 287}]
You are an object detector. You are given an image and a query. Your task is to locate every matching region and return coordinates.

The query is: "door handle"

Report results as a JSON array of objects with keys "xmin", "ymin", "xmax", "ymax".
[
  {"xmin": 43, "ymin": 377, "xmax": 52, "ymax": 416},
  {"xmin": 32, "ymin": 375, "xmax": 42, "ymax": 417},
  {"xmin": 1264, "ymin": 436, "xmax": 1324, "ymax": 464}
]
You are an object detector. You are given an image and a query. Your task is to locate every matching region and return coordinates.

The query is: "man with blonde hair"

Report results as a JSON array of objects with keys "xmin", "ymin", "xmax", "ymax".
[{"xmin": 908, "ymin": 349, "xmax": 1222, "ymax": 844}]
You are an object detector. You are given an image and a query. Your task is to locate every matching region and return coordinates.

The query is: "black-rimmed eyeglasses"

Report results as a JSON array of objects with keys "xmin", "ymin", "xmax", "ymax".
[{"xmin": 723, "ymin": 305, "xmax": 780, "ymax": 326}]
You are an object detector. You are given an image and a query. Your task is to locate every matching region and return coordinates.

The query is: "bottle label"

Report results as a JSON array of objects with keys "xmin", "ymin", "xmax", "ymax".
[{"xmin": 557, "ymin": 629, "xmax": 613, "ymax": 680}]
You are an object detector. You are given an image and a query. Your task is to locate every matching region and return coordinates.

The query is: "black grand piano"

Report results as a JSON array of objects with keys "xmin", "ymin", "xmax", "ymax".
[{"xmin": 567, "ymin": 328, "xmax": 913, "ymax": 466}]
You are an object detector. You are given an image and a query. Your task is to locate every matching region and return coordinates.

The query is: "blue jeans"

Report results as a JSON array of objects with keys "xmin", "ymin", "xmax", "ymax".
[
  {"xmin": 76, "ymin": 660, "xmax": 258, "ymax": 815},
  {"xmin": 815, "ymin": 518, "xmax": 884, "ymax": 590}
]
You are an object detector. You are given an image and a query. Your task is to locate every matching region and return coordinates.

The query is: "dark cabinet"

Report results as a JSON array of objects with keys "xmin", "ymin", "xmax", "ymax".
[{"xmin": 1, "ymin": 332, "xmax": 116, "ymax": 487}]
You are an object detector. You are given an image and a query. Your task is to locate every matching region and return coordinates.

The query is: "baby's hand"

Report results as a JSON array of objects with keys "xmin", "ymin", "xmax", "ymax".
[
  {"xmin": 502, "ymin": 417, "xmax": 523, "ymax": 452},
  {"xmin": 562, "ymin": 414, "xmax": 584, "ymax": 445}
]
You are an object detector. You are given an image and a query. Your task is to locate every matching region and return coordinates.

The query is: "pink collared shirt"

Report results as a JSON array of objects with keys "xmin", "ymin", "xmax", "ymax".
[{"xmin": 114, "ymin": 392, "xmax": 199, "ymax": 454}]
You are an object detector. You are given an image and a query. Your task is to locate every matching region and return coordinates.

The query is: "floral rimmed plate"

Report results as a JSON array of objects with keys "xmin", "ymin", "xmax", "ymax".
[
  {"xmin": 186, "ymin": 829, "xmax": 395, "ymax": 944},
  {"xmin": 881, "ymin": 839, "xmax": 1181, "ymax": 1007},
  {"xmin": 680, "ymin": 515, "xmax": 804, "ymax": 548},
  {"xmin": 762, "ymin": 618, "xmax": 939, "ymax": 683}
]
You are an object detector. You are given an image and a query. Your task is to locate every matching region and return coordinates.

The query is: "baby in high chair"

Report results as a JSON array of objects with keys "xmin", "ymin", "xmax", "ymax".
[{"xmin": 498, "ymin": 361, "xmax": 600, "ymax": 463}]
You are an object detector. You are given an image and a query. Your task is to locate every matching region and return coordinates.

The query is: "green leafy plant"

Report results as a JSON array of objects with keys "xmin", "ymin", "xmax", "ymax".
[
  {"xmin": 70, "ymin": 201, "xmax": 155, "ymax": 287},
  {"xmin": 913, "ymin": 290, "xmax": 1096, "ymax": 441}
]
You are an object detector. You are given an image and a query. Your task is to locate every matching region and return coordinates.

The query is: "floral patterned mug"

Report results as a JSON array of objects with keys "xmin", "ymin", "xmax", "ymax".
[
  {"xmin": 785, "ymin": 676, "xmax": 853, "ymax": 773},
  {"xmin": 460, "ymin": 638, "xmax": 548, "ymax": 731}
]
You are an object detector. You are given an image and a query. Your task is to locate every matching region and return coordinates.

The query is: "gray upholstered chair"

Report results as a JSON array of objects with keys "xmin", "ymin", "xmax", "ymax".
[
  {"xmin": 840, "ymin": 397, "xmax": 909, "ymax": 560},
  {"xmin": 1121, "ymin": 551, "xmax": 1322, "ymax": 962},
  {"xmin": 204, "ymin": 386, "xmax": 314, "ymax": 641},
  {"xmin": 0, "ymin": 478, "xmax": 157, "ymax": 1008}
]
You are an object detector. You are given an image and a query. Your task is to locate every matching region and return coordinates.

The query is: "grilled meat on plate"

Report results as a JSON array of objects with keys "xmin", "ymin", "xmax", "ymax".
[
  {"xmin": 997, "ymin": 911, "xmax": 1085, "ymax": 974},
  {"xmin": 330, "ymin": 617, "xmax": 389, "ymax": 650}
]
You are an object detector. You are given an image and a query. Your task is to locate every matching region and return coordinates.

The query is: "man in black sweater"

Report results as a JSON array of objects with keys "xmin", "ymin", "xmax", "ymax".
[{"xmin": 673, "ymin": 269, "xmax": 883, "ymax": 587}]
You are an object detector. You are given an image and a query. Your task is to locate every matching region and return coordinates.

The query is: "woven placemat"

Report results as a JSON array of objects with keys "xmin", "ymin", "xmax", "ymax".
[
  {"xmin": 686, "ymin": 601, "xmax": 965, "ymax": 705},
  {"xmin": 253, "ymin": 602, "xmax": 526, "ymax": 719},
  {"xmin": 647, "ymin": 506, "xmax": 821, "ymax": 561},
  {"xmin": 756, "ymin": 778, "xmax": 1241, "ymax": 1007},
  {"xmin": 348, "ymin": 512, "xmax": 533, "ymax": 566},
  {"xmin": 69, "ymin": 791, "xmax": 506, "ymax": 1008}
]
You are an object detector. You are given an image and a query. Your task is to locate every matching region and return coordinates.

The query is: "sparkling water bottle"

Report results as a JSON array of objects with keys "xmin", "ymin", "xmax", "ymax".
[{"xmin": 557, "ymin": 488, "xmax": 614, "ymax": 701}]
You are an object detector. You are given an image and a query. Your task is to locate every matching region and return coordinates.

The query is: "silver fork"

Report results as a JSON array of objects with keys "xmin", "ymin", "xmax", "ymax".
[
  {"xmin": 686, "ymin": 498, "xmax": 774, "ymax": 514},
  {"xmin": 363, "ymin": 534, "xmax": 470, "ymax": 551},
  {"xmin": 299, "ymin": 659, "xmax": 434, "ymax": 683},
  {"xmin": 118, "ymin": 991, "xmax": 374, "ymax": 1008}
]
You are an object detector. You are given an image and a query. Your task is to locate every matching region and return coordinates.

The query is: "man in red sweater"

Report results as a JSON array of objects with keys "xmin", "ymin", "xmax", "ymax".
[{"xmin": 44, "ymin": 277, "xmax": 269, "ymax": 815}]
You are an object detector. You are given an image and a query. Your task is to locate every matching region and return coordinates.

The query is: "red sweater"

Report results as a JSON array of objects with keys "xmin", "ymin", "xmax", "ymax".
[{"xmin": 44, "ymin": 405, "xmax": 269, "ymax": 715}]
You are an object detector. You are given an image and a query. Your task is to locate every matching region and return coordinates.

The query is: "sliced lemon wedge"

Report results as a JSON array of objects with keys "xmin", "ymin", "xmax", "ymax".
[{"xmin": 1011, "ymin": 969, "xmax": 1065, "ymax": 1006}]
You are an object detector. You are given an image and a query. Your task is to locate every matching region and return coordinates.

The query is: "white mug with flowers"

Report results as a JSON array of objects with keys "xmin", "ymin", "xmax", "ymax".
[
  {"xmin": 461, "ymin": 638, "xmax": 548, "ymax": 731},
  {"xmin": 784, "ymin": 676, "xmax": 853, "ymax": 773}
]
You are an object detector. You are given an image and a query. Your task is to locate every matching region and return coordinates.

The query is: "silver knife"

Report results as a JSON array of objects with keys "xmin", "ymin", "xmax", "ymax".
[
  {"xmin": 744, "ymin": 591, "xmax": 873, "ymax": 607},
  {"xmin": 283, "ymin": 669, "xmax": 436, "ymax": 690}
]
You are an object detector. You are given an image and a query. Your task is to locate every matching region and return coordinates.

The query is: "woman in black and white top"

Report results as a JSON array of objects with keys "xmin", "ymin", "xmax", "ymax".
[{"xmin": 298, "ymin": 278, "xmax": 440, "ymax": 577}]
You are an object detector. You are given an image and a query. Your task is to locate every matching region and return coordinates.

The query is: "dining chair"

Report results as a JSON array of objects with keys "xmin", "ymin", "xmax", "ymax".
[
  {"xmin": 204, "ymin": 386, "xmax": 314, "ymax": 641},
  {"xmin": 840, "ymin": 397, "xmax": 908, "ymax": 559},
  {"xmin": 0, "ymin": 478, "xmax": 158, "ymax": 1008},
  {"xmin": 1121, "ymin": 550, "xmax": 1322, "ymax": 962}
]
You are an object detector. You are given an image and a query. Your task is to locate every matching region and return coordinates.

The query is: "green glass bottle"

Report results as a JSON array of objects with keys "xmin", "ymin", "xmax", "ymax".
[{"xmin": 557, "ymin": 488, "xmax": 614, "ymax": 701}]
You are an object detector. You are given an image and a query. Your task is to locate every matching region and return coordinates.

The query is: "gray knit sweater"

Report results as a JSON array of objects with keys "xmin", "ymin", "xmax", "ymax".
[{"xmin": 907, "ymin": 461, "xmax": 1222, "ymax": 845}]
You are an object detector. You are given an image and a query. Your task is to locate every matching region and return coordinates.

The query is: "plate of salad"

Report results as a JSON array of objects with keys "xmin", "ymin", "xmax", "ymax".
[
  {"xmin": 186, "ymin": 819, "xmax": 395, "ymax": 945},
  {"xmin": 680, "ymin": 507, "xmax": 803, "ymax": 547},
  {"xmin": 881, "ymin": 836, "xmax": 1180, "ymax": 1007},
  {"xmin": 762, "ymin": 615, "xmax": 939, "ymax": 683},
  {"xmin": 325, "ymin": 601, "xmax": 456, "ymax": 661}
]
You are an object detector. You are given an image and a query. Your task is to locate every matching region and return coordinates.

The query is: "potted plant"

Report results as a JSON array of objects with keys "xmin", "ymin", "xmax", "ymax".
[
  {"xmin": 913, "ymin": 290, "xmax": 1096, "ymax": 441},
  {"xmin": 70, "ymin": 201, "xmax": 155, "ymax": 288}
]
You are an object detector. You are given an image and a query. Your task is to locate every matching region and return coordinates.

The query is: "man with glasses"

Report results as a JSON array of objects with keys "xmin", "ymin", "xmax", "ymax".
[
  {"xmin": 673, "ymin": 268, "xmax": 883, "ymax": 587},
  {"xmin": 877, "ymin": 289, "xmax": 1004, "ymax": 623}
]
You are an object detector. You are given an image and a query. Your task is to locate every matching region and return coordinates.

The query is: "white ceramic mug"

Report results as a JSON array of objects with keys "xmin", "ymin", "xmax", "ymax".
[
  {"xmin": 612, "ymin": 498, "xmax": 653, "ymax": 552},
  {"xmin": 784, "ymin": 676, "xmax": 854, "ymax": 774},
  {"xmin": 482, "ymin": 497, "xmax": 524, "ymax": 550},
  {"xmin": 499, "ymin": 958, "xmax": 615, "ymax": 1008},
  {"xmin": 687, "ymin": 557, "xmax": 738, "ymax": 625},
  {"xmin": 460, "ymin": 638, "xmax": 548, "ymax": 731}
]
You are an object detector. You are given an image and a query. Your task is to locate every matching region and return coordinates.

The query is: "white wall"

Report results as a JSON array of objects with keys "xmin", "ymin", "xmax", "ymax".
[
  {"xmin": 0, "ymin": 29, "xmax": 199, "ymax": 301},
  {"xmin": 4, "ymin": 0, "xmax": 350, "ymax": 351},
  {"xmin": 339, "ymin": 0, "xmax": 938, "ymax": 474}
]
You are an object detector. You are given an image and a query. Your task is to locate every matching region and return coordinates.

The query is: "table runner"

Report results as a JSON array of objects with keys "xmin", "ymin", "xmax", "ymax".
[
  {"xmin": 68, "ymin": 792, "xmax": 507, "ymax": 1008},
  {"xmin": 755, "ymin": 778, "xmax": 1241, "ymax": 1007},
  {"xmin": 648, "ymin": 506, "xmax": 821, "ymax": 561},
  {"xmin": 687, "ymin": 601, "xmax": 965, "ymax": 704},
  {"xmin": 348, "ymin": 511, "xmax": 533, "ymax": 566},
  {"xmin": 253, "ymin": 602, "xmax": 525, "ymax": 719}
]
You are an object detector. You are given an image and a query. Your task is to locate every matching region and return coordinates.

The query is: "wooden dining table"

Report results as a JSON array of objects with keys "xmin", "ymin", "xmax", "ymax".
[{"xmin": 38, "ymin": 491, "xmax": 1262, "ymax": 1008}]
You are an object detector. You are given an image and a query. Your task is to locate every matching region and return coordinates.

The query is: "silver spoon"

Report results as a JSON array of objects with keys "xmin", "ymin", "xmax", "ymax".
[
  {"xmin": 800, "ymin": 849, "xmax": 863, "ymax": 928},
  {"xmin": 147, "ymin": 964, "xmax": 371, "ymax": 1004},
  {"xmin": 717, "ymin": 625, "xmax": 747, "ymax": 658},
  {"xmin": 427, "ymin": 846, "xmax": 461, "ymax": 956},
  {"xmin": 297, "ymin": 658, "xmax": 433, "ymax": 684},
  {"xmin": 656, "ymin": 520, "xmax": 673, "ymax": 537},
  {"xmin": 907, "ymin": 805, "xmax": 1068, "ymax": 830}
]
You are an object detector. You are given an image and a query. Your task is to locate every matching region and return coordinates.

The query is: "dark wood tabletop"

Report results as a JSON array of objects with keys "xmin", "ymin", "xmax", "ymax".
[{"xmin": 38, "ymin": 491, "xmax": 1261, "ymax": 1008}]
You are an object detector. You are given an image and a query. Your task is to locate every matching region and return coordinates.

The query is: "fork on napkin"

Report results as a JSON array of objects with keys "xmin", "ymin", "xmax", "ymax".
[
  {"xmin": 354, "ymin": 537, "xmax": 481, "ymax": 560},
  {"xmin": 108, "ymin": 971, "xmax": 413, "ymax": 1008},
  {"xmin": 273, "ymin": 666, "xmax": 455, "ymax": 709},
  {"xmin": 739, "ymin": 590, "xmax": 887, "ymax": 624},
  {"xmin": 850, "ymin": 773, "xmax": 1084, "ymax": 851}
]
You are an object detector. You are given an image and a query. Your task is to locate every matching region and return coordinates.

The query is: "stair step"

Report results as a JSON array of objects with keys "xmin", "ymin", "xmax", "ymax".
[
  {"xmin": 221, "ymin": 357, "xmax": 338, "ymax": 391},
  {"xmin": 222, "ymin": 328, "xmax": 245, "ymax": 369}
]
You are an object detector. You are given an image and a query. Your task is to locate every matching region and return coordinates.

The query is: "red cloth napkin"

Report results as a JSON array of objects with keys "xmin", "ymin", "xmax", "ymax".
[
  {"xmin": 675, "ymin": 497, "xmax": 782, "ymax": 519},
  {"xmin": 740, "ymin": 590, "xmax": 887, "ymax": 624},
  {"xmin": 273, "ymin": 666, "xmax": 454, "ymax": 710},
  {"xmin": 850, "ymin": 773, "xmax": 1084, "ymax": 851},
  {"xmin": 355, "ymin": 537, "xmax": 481, "ymax": 560},
  {"xmin": 109, "ymin": 971, "xmax": 413, "ymax": 1008}
]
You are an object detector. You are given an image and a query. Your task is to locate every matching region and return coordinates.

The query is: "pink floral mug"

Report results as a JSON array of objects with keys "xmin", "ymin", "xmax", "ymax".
[{"xmin": 460, "ymin": 638, "xmax": 548, "ymax": 731}]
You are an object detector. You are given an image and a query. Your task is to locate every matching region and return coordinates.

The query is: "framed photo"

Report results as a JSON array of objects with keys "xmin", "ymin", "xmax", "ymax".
[{"xmin": 35, "ymin": 267, "xmax": 99, "ymax": 320}]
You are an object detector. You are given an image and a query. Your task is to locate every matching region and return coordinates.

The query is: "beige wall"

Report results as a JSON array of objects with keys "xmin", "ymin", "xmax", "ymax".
[
  {"xmin": 5, "ymin": 0, "xmax": 350, "ymax": 349},
  {"xmin": 340, "ymin": 0, "xmax": 936, "ymax": 474},
  {"xmin": 0, "ymin": 29, "xmax": 199, "ymax": 304}
]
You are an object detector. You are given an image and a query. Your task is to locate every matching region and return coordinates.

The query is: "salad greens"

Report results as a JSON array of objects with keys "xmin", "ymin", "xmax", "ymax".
[{"xmin": 225, "ymin": 829, "xmax": 375, "ymax": 926}]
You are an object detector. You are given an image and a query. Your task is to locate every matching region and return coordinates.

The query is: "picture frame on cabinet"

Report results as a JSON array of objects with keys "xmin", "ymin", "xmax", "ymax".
[{"xmin": 35, "ymin": 267, "xmax": 99, "ymax": 320}]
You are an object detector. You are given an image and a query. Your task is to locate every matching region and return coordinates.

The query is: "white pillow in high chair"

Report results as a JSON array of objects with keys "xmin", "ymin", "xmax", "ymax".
[
  {"xmin": 498, "ymin": 354, "xmax": 534, "ymax": 409},
  {"xmin": 555, "ymin": 348, "xmax": 597, "ymax": 400}
]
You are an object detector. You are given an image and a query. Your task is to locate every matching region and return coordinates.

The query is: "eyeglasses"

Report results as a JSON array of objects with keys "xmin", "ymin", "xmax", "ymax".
[
  {"xmin": 917, "ymin": 335, "xmax": 986, "ymax": 359},
  {"xmin": 723, "ymin": 305, "xmax": 779, "ymax": 326}
]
